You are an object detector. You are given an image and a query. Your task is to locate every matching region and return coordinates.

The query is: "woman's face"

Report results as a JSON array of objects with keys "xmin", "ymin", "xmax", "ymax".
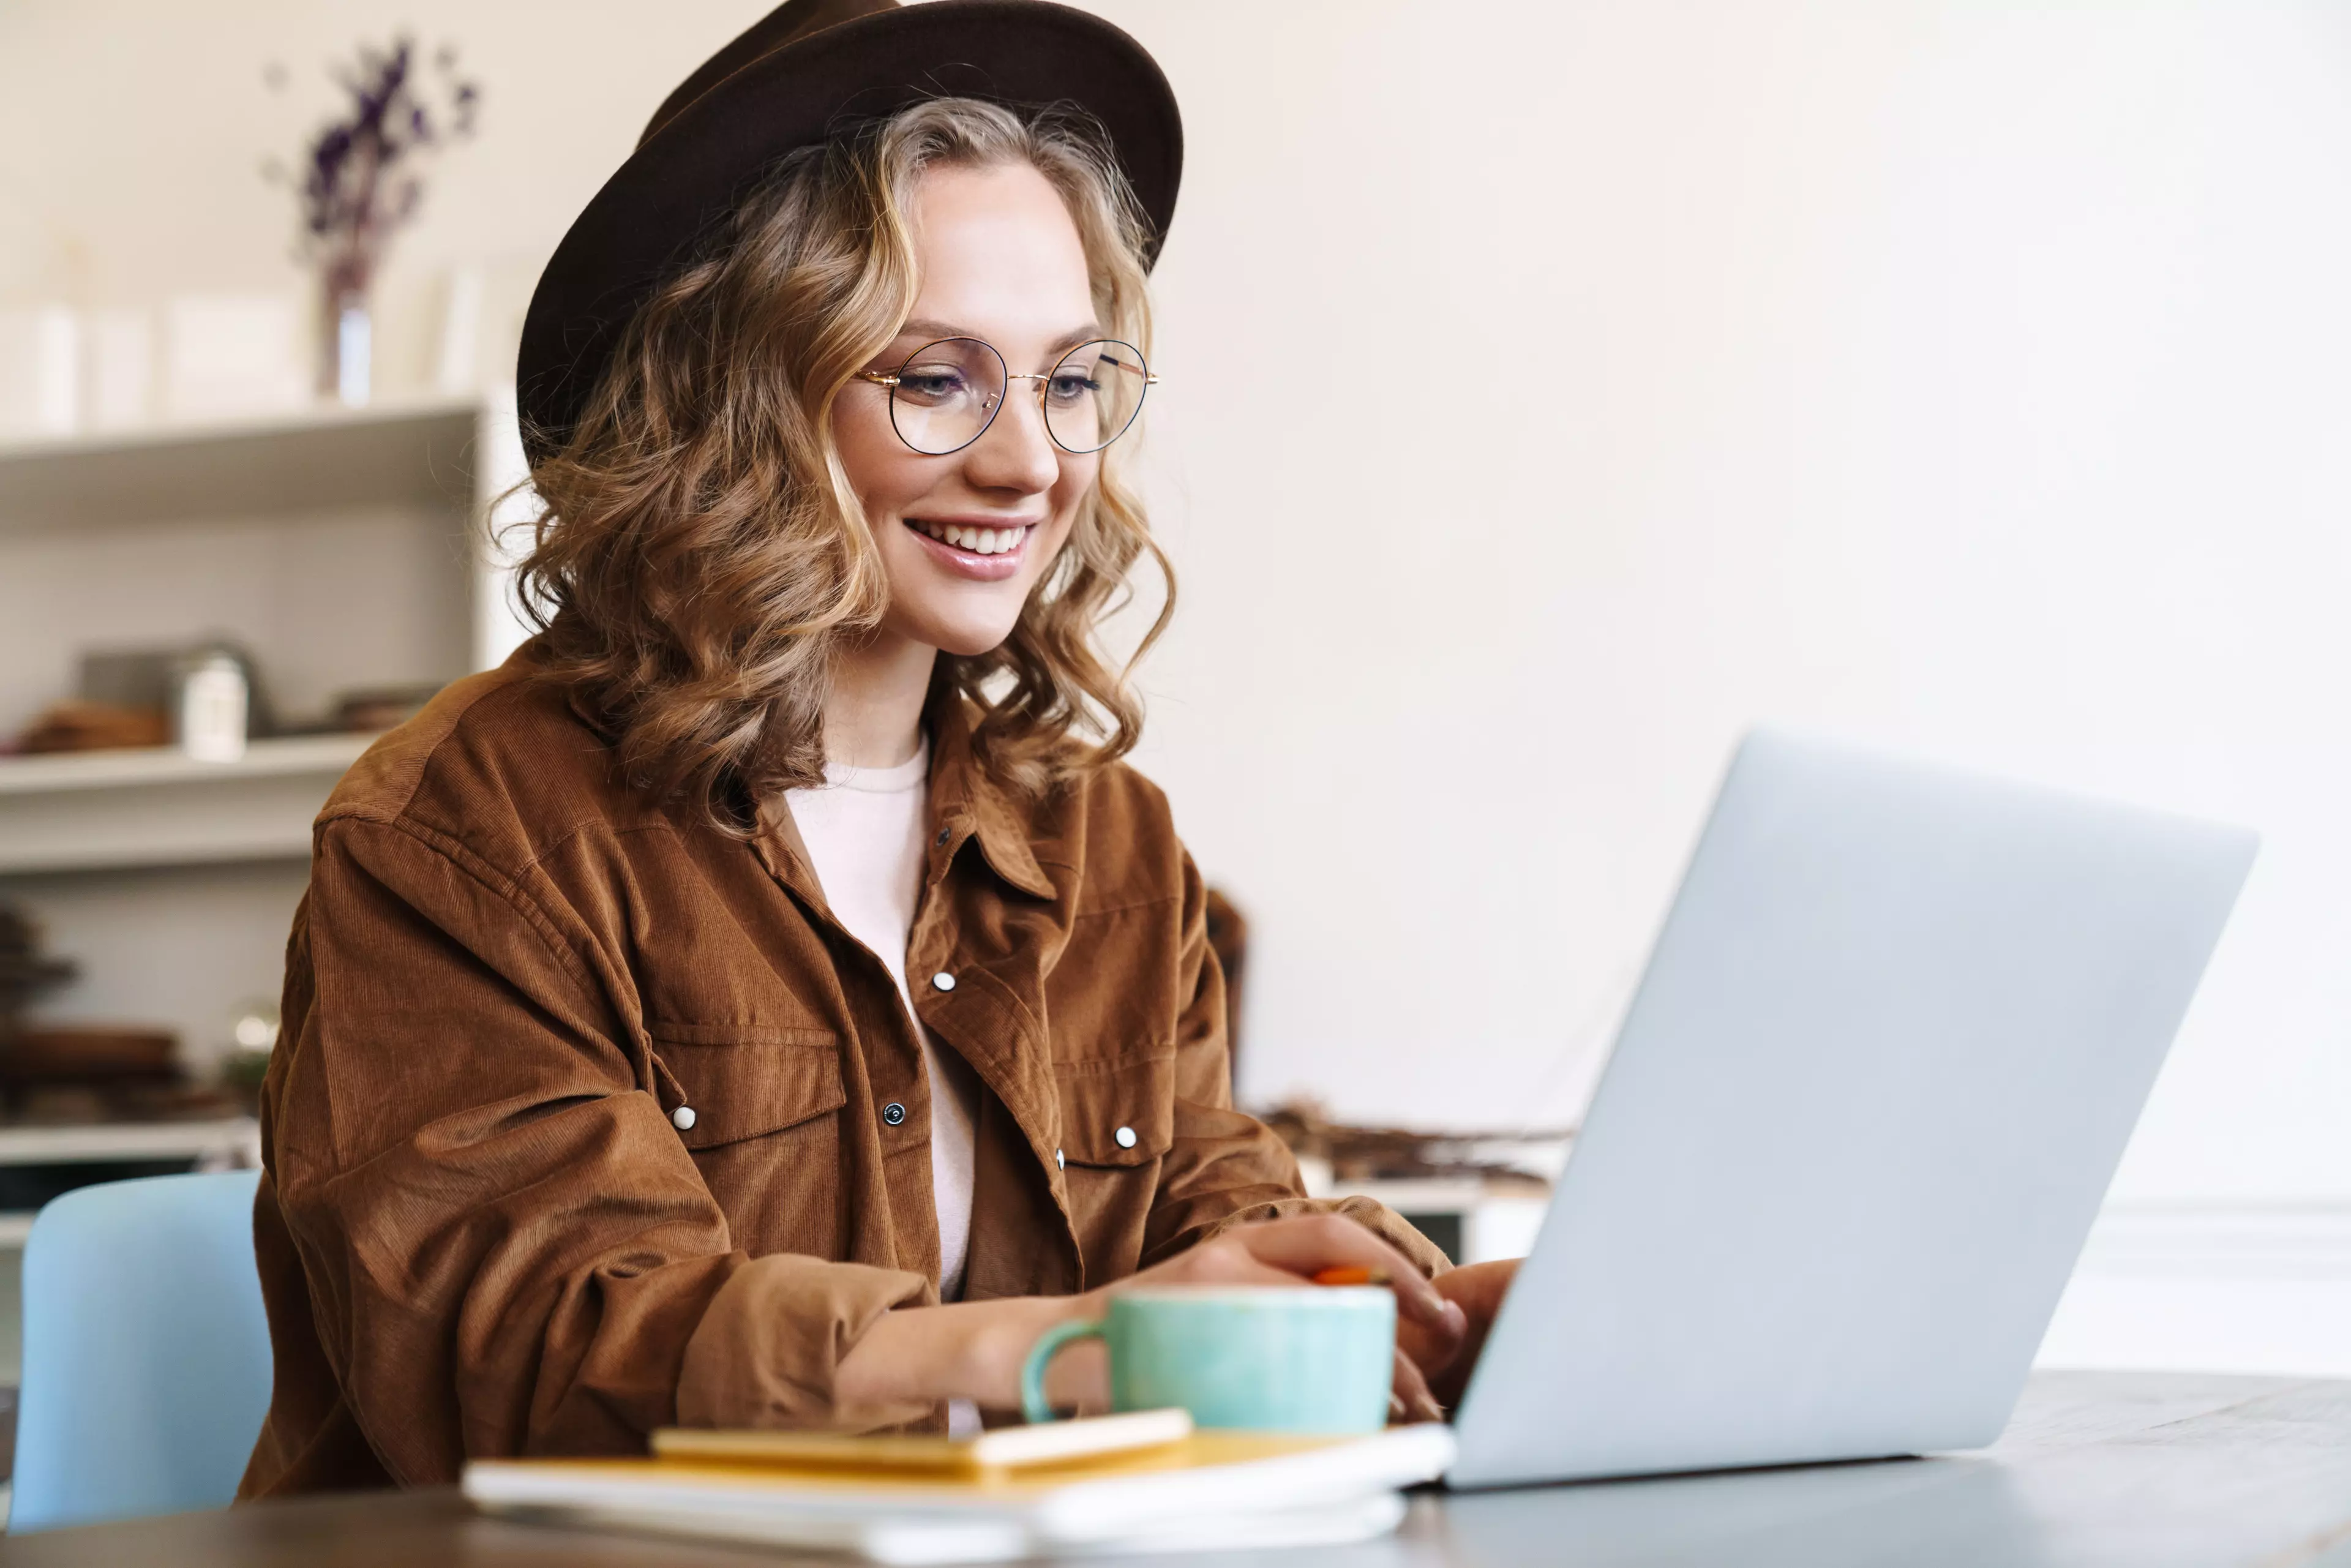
[{"xmin": 836, "ymin": 160, "xmax": 1102, "ymax": 659}]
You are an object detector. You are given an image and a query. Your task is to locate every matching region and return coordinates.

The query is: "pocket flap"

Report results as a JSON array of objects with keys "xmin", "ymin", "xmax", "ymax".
[
  {"xmin": 1055, "ymin": 1052, "xmax": 1176, "ymax": 1167},
  {"xmin": 650, "ymin": 1024, "xmax": 845, "ymax": 1150}
]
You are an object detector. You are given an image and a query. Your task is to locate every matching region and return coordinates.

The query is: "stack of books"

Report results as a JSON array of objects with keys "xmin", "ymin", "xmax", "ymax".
[{"xmin": 464, "ymin": 1409, "xmax": 1455, "ymax": 1564}]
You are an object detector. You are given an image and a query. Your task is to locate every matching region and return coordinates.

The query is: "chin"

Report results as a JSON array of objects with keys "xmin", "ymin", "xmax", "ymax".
[{"xmin": 899, "ymin": 608, "xmax": 1027, "ymax": 661}]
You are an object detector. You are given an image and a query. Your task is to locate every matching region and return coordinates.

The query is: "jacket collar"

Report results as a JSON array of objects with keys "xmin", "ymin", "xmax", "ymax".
[
  {"xmin": 750, "ymin": 694, "xmax": 1058, "ymax": 905},
  {"xmin": 924, "ymin": 696, "xmax": 1057, "ymax": 901},
  {"xmin": 520, "ymin": 633, "xmax": 1054, "ymax": 902}
]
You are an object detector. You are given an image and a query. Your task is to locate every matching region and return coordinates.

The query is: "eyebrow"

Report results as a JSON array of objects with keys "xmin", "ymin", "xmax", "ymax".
[{"xmin": 895, "ymin": 317, "xmax": 1104, "ymax": 357}]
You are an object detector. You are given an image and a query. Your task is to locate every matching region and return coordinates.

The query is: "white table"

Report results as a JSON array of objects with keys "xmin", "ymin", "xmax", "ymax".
[{"xmin": 6, "ymin": 1372, "xmax": 2347, "ymax": 1565}]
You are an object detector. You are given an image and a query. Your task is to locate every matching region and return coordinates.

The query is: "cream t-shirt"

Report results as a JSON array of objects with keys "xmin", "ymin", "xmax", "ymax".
[{"xmin": 784, "ymin": 741, "xmax": 982, "ymax": 1305}]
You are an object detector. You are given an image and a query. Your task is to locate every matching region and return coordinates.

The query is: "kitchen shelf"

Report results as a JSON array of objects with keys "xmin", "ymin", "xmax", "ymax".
[
  {"xmin": 0, "ymin": 733, "xmax": 375, "ymax": 876},
  {"xmin": 0, "ymin": 395, "xmax": 483, "ymax": 530},
  {"xmin": 0, "ymin": 1117, "xmax": 259, "ymax": 1167},
  {"xmin": 0, "ymin": 1118, "xmax": 262, "ymax": 1252}
]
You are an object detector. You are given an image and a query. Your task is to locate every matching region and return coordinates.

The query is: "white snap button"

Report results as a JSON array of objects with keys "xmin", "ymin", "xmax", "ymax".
[
  {"xmin": 1055, "ymin": 1148, "xmax": 1065, "ymax": 1170},
  {"xmin": 931, "ymin": 972, "xmax": 957, "ymax": 992},
  {"xmin": 671, "ymin": 1105, "xmax": 697, "ymax": 1131},
  {"xmin": 1114, "ymin": 1125, "xmax": 1138, "ymax": 1149}
]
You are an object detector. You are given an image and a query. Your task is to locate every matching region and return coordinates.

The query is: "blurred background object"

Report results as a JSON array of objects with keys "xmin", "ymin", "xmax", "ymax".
[
  {"xmin": 1, "ymin": 1027, "xmax": 189, "ymax": 1125},
  {"xmin": 217, "ymin": 999, "xmax": 279, "ymax": 1118},
  {"xmin": 74, "ymin": 649, "xmax": 186, "ymax": 734},
  {"xmin": 266, "ymin": 37, "xmax": 481, "ymax": 407},
  {"xmin": 80, "ymin": 309, "xmax": 153, "ymax": 433},
  {"xmin": 172, "ymin": 650, "xmax": 250, "ymax": 765},
  {"xmin": 160, "ymin": 296, "xmax": 306, "ymax": 422},
  {"xmin": 10, "ymin": 704, "xmax": 169, "ymax": 757},
  {"xmin": 313, "ymin": 681, "xmax": 444, "ymax": 735},
  {"xmin": 1263, "ymin": 1094, "xmax": 1565, "ymax": 1266},
  {"xmin": 0, "ymin": 311, "xmax": 77, "ymax": 441},
  {"xmin": 7, "ymin": 643, "xmax": 276, "ymax": 759},
  {"xmin": 0, "ymin": 909, "xmax": 75, "ymax": 1045}
]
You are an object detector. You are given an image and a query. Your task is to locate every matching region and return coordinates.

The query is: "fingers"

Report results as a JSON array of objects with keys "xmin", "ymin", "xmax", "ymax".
[
  {"xmin": 1434, "ymin": 1258, "xmax": 1520, "ymax": 1323},
  {"xmin": 1040, "ymin": 1335, "xmax": 1111, "ymax": 1417},
  {"xmin": 1396, "ymin": 1310, "xmax": 1468, "ymax": 1389},
  {"xmin": 1416, "ymin": 1259, "xmax": 1520, "ymax": 1410},
  {"xmin": 1163, "ymin": 1246, "xmax": 1314, "ymax": 1291},
  {"xmin": 1390, "ymin": 1345, "xmax": 1443, "ymax": 1424},
  {"xmin": 1230, "ymin": 1215, "xmax": 1464, "ymax": 1337}
]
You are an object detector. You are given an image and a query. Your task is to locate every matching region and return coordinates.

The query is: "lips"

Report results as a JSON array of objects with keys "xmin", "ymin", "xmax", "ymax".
[{"xmin": 903, "ymin": 517, "xmax": 1037, "ymax": 582}]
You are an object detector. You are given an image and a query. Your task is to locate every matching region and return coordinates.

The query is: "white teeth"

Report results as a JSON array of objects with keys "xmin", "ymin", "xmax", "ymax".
[{"xmin": 914, "ymin": 520, "xmax": 1024, "ymax": 555}]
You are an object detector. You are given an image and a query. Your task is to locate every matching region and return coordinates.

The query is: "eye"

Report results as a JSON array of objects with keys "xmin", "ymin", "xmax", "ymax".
[
  {"xmin": 894, "ymin": 364, "xmax": 972, "ymax": 405},
  {"xmin": 1046, "ymin": 371, "xmax": 1100, "ymax": 405}
]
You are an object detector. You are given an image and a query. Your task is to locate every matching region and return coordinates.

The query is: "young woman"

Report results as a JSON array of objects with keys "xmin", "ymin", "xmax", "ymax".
[{"xmin": 240, "ymin": 0, "xmax": 1513, "ymax": 1495}]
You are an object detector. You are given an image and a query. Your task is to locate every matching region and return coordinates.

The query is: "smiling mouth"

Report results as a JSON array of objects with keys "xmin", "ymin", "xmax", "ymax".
[{"xmin": 907, "ymin": 518, "xmax": 1033, "ymax": 557}]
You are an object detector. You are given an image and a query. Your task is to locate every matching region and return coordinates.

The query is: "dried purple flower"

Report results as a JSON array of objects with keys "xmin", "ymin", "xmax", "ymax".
[{"xmin": 267, "ymin": 36, "xmax": 482, "ymax": 297}]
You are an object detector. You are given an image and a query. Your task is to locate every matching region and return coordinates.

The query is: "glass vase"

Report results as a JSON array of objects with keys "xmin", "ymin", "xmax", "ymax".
[{"xmin": 317, "ymin": 278, "xmax": 373, "ymax": 407}]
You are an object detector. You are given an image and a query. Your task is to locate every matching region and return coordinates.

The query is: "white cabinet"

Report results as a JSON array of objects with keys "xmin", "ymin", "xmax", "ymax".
[
  {"xmin": 0, "ymin": 735, "xmax": 375, "ymax": 876},
  {"xmin": 0, "ymin": 394, "xmax": 528, "ymax": 1149}
]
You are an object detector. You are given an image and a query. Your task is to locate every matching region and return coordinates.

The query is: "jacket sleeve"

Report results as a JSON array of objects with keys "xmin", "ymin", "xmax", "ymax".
[
  {"xmin": 265, "ymin": 816, "xmax": 931, "ymax": 1484},
  {"xmin": 1136, "ymin": 852, "xmax": 1452, "ymax": 1279}
]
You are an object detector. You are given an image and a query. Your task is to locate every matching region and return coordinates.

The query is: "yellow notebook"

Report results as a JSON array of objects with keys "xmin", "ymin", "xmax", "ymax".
[
  {"xmin": 648, "ymin": 1405, "xmax": 1197, "ymax": 1477},
  {"xmin": 463, "ymin": 1418, "xmax": 1456, "ymax": 1564}
]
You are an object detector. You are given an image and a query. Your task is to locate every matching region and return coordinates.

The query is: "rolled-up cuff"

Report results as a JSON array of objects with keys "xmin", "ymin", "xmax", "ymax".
[
  {"xmin": 1193, "ymin": 1196, "xmax": 1455, "ymax": 1280},
  {"xmin": 1328, "ymin": 1196, "xmax": 1455, "ymax": 1279},
  {"xmin": 675, "ymin": 1253, "xmax": 936, "ymax": 1431}
]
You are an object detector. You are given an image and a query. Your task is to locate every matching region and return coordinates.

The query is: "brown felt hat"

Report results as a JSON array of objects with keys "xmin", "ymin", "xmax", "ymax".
[{"xmin": 516, "ymin": 0, "xmax": 1182, "ymax": 462}]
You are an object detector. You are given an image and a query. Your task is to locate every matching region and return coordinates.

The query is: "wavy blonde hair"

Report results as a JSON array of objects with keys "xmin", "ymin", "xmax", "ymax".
[{"xmin": 516, "ymin": 97, "xmax": 1169, "ymax": 830}]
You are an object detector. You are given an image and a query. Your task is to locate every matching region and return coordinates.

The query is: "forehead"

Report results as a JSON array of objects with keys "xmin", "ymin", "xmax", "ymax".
[{"xmin": 904, "ymin": 161, "xmax": 1094, "ymax": 350}]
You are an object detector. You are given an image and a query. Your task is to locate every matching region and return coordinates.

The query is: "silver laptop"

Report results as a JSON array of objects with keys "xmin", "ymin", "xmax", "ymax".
[{"xmin": 1446, "ymin": 730, "xmax": 2255, "ymax": 1489}]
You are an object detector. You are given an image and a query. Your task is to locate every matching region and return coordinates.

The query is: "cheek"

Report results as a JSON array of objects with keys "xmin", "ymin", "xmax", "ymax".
[
  {"xmin": 1045, "ymin": 457, "xmax": 1101, "ymax": 536},
  {"xmin": 834, "ymin": 409, "xmax": 928, "ymax": 517}
]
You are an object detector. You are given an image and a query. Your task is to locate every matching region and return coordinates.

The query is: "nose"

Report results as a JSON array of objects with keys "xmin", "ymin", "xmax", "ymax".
[{"xmin": 960, "ymin": 381, "xmax": 1062, "ymax": 497}]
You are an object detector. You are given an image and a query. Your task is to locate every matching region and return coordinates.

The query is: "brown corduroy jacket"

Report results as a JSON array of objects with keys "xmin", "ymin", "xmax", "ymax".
[{"xmin": 238, "ymin": 651, "xmax": 1444, "ymax": 1496}]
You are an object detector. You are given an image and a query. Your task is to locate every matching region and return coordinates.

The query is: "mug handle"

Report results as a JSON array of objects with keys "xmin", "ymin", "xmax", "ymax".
[{"xmin": 1020, "ymin": 1317, "xmax": 1106, "ymax": 1424}]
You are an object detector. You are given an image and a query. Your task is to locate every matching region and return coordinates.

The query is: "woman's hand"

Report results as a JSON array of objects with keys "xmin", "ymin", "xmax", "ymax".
[
  {"xmin": 1397, "ymin": 1258, "xmax": 1520, "ymax": 1412},
  {"xmin": 1090, "ymin": 1214, "xmax": 1469, "ymax": 1423},
  {"xmin": 838, "ymin": 1214, "xmax": 1468, "ymax": 1422}
]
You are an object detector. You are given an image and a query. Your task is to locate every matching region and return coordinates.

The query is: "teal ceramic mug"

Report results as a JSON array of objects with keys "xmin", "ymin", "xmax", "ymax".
[{"xmin": 1019, "ymin": 1286, "xmax": 1395, "ymax": 1433}]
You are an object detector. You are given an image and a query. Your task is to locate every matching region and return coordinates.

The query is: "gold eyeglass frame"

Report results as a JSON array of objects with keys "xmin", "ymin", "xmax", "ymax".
[{"xmin": 855, "ymin": 336, "xmax": 1158, "ymax": 457}]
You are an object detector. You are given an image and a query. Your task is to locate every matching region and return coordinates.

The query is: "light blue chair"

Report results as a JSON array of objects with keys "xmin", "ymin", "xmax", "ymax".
[{"xmin": 9, "ymin": 1170, "xmax": 272, "ymax": 1533}]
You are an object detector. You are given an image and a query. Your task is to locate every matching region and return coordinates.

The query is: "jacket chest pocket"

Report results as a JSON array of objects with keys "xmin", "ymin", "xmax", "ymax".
[
  {"xmin": 1055, "ymin": 1051, "xmax": 1176, "ymax": 1168},
  {"xmin": 650, "ymin": 1023, "xmax": 846, "ymax": 1149},
  {"xmin": 1054, "ymin": 1051, "xmax": 1174, "ymax": 1285}
]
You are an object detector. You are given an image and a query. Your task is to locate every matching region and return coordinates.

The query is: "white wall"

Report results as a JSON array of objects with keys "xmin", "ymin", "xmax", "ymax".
[
  {"xmin": 1093, "ymin": 0, "xmax": 2351, "ymax": 1208},
  {"xmin": 7, "ymin": 1, "xmax": 2351, "ymax": 1205}
]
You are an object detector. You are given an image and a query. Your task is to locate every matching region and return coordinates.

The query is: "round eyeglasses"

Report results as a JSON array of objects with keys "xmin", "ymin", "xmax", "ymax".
[{"xmin": 855, "ymin": 337, "xmax": 1156, "ymax": 457}]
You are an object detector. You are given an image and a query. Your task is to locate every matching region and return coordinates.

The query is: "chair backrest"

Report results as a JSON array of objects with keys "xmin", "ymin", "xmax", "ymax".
[{"xmin": 9, "ymin": 1169, "xmax": 272, "ymax": 1534}]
